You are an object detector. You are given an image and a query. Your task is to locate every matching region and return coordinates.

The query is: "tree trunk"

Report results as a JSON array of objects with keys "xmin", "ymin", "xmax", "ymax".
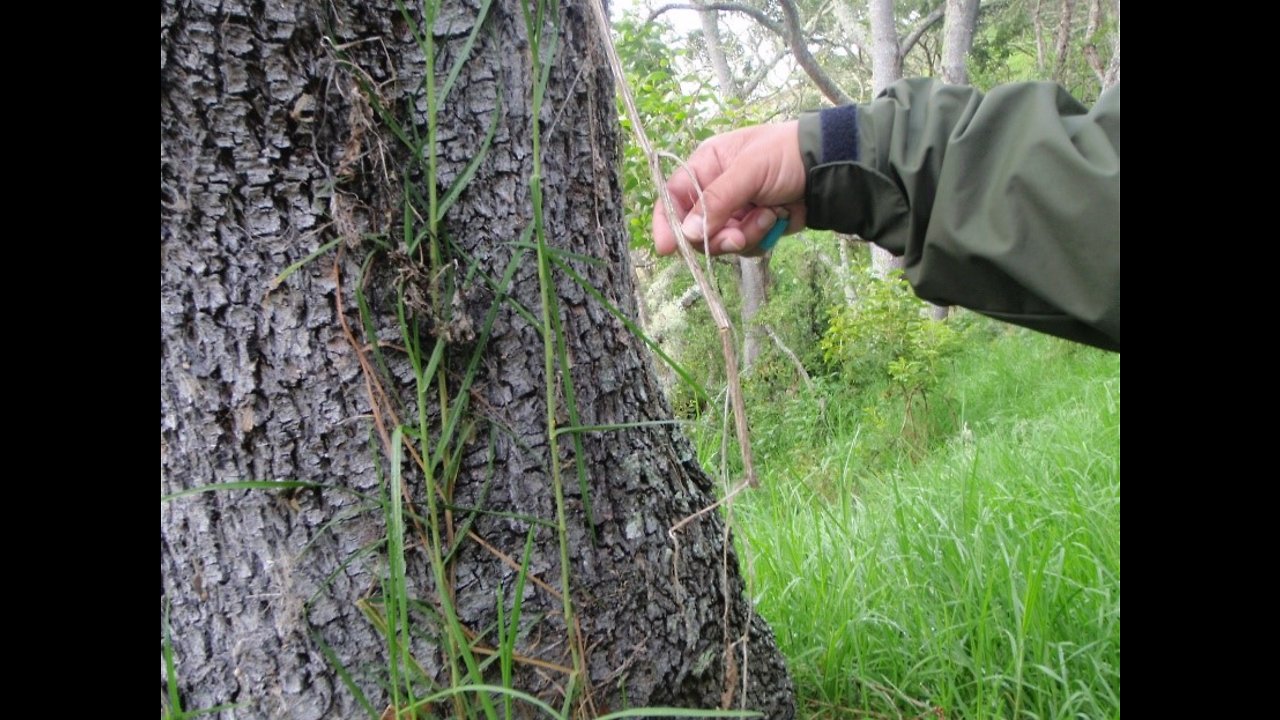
[
  {"xmin": 697, "ymin": 0, "xmax": 739, "ymax": 98},
  {"xmin": 1034, "ymin": 0, "xmax": 1047, "ymax": 73},
  {"xmin": 160, "ymin": 0, "xmax": 795, "ymax": 717},
  {"xmin": 868, "ymin": 0, "xmax": 904, "ymax": 278},
  {"xmin": 926, "ymin": 0, "xmax": 981, "ymax": 320},
  {"xmin": 942, "ymin": 0, "xmax": 980, "ymax": 85},
  {"xmin": 868, "ymin": 0, "xmax": 901, "ymax": 95},
  {"xmin": 738, "ymin": 256, "xmax": 770, "ymax": 371},
  {"xmin": 837, "ymin": 234, "xmax": 860, "ymax": 306},
  {"xmin": 1053, "ymin": 0, "xmax": 1076, "ymax": 83}
]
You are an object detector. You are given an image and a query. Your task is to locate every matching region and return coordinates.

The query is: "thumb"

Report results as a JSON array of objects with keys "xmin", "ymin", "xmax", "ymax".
[{"xmin": 681, "ymin": 152, "xmax": 769, "ymax": 242}]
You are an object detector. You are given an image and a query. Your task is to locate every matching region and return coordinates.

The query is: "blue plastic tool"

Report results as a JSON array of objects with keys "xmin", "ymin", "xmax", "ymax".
[{"xmin": 759, "ymin": 216, "xmax": 789, "ymax": 252}]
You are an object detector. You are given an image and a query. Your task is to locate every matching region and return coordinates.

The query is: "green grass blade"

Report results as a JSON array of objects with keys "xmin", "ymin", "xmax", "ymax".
[
  {"xmin": 266, "ymin": 238, "xmax": 341, "ymax": 292},
  {"xmin": 502, "ymin": 526, "xmax": 537, "ymax": 719},
  {"xmin": 443, "ymin": 426, "xmax": 499, "ymax": 565},
  {"xmin": 447, "ymin": 235, "xmax": 543, "ymax": 332},
  {"xmin": 427, "ymin": 245, "xmax": 527, "ymax": 480},
  {"xmin": 551, "ymin": 255, "xmax": 707, "ymax": 404},
  {"xmin": 336, "ymin": 59, "xmax": 416, "ymax": 153},
  {"xmin": 162, "ymin": 601, "xmax": 183, "ymax": 717},
  {"xmin": 401, "ymin": 684, "xmax": 561, "ymax": 718},
  {"xmin": 435, "ymin": 89, "xmax": 502, "ymax": 224},
  {"xmin": 306, "ymin": 537, "xmax": 384, "ymax": 607},
  {"xmin": 386, "ymin": 425, "xmax": 414, "ymax": 708},
  {"xmin": 596, "ymin": 711, "xmax": 763, "ymax": 719},
  {"xmin": 545, "ymin": 265, "xmax": 595, "ymax": 541},
  {"xmin": 440, "ymin": 0, "xmax": 495, "ymax": 103},
  {"xmin": 179, "ymin": 705, "xmax": 243, "ymax": 718},
  {"xmin": 161, "ymin": 480, "xmax": 319, "ymax": 503},
  {"xmin": 509, "ymin": 241, "xmax": 607, "ymax": 268},
  {"xmin": 356, "ymin": 253, "xmax": 408, "ymax": 420},
  {"xmin": 555, "ymin": 420, "xmax": 684, "ymax": 437}
]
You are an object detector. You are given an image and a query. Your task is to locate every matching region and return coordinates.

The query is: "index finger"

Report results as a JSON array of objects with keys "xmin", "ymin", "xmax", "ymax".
[
  {"xmin": 652, "ymin": 144, "xmax": 728, "ymax": 255},
  {"xmin": 652, "ymin": 194, "xmax": 691, "ymax": 256}
]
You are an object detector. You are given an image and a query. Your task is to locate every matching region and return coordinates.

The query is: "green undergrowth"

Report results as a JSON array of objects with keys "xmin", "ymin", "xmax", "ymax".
[{"xmin": 719, "ymin": 328, "xmax": 1120, "ymax": 718}]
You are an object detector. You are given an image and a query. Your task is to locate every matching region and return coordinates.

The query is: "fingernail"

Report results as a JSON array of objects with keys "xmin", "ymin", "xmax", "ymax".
[
  {"xmin": 755, "ymin": 209, "xmax": 778, "ymax": 229},
  {"xmin": 721, "ymin": 236, "xmax": 745, "ymax": 253},
  {"xmin": 681, "ymin": 213, "xmax": 704, "ymax": 240}
]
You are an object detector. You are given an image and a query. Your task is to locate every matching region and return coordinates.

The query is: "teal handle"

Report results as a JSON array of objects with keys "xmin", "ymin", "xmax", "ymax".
[{"xmin": 760, "ymin": 216, "xmax": 788, "ymax": 252}]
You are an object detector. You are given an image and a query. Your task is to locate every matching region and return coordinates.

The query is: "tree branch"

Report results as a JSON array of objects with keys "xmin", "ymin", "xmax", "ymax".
[
  {"xmin": 740, "ymin": 45, "xmax": 790, "ymax": 99},
  {"xmin": 899, "ymin": 4, "xmax": 946, "ymax": 62},
  {"xmin": 647, "ymin": 2, "xmax": 785, "ymax": 37},
  {"xmin": 780, "ymin": 0, "xmax": 854, "ymax": 104},
  {"xmin": 1099, "ymin": 0, "xmax": 1118, "ymax": 88},
  {"xmin": 762, "ymin": 325, "xmax": 813, "ymax": 390}
]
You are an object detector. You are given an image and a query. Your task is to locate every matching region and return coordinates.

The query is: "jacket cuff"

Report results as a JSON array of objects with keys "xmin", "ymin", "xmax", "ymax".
[
  {"xmin": 799, "ymin": 106, "xmax": 910, "ymax": 247},
  {"xmin": 806, "ymin": 161, "xmax": 910, "ymax": 245}
]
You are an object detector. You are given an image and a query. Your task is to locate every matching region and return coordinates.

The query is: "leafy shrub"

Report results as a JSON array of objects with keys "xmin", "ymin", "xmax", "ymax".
[{"xmin": 819, "ymin": 269, "xmax": 963, "ymax": 450}]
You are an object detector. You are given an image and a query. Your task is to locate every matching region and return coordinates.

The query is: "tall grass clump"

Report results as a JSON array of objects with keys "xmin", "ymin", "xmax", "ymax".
[{"xmin": 733, "ymin": 329, "xmax": 1120, "ymax": 719}]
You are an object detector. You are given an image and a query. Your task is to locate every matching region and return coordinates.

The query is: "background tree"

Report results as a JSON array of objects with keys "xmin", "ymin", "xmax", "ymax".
[
  {"xmin": 606, "ymin": 3, "xmax": 1119, "ymax": 716},
  {"xmin": 160, "ymin": 0, "xmax": 795, "ymax": 716},
  {"xmin": 973, "ymin": 0, "xmax": 1117, "ymax": 99}
]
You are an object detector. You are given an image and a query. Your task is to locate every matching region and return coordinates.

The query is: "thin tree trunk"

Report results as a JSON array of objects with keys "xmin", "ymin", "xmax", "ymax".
[
  {"xmin": 1053, "ymin": 0, "xmax": 1076, "ymax": 83},
  {"xmin": 837, "ymin": 234, "xmax": 859, "ymax": 305},
  {"xmin": 1103, "ymin": 0, "xmax": 1120, "ymax": 88},
  {"xmin": 1082, "ymin": 0, "xmax": 1106, "ymax": 88},
  {"xmin": 697, "ymin": 0, "xmax": 739, "ymax": 98},
  {"xmin": 942, "ymin": 0, "xmax": 980, "ymax": 85},
  {"xmin": 929, "ymin": 0, "xmax": 980, "ymax": 319},
  {"xmin": 160, "ymin": 0, "xmax": 795, "ymax": 716},
  {"xmin": 868, "ymin": 0, "xmax": 902, "ymax": 96},
  {"xmin": 739, "ymin": 256, "xmax": 770, "ymax": 370},
  {"xmin": 653, "ymin": 1, "xmax": 855, "ymax": 105},
  {"xmin": 868, "ymin": 0, "xmax": 905, "ymax": 277},
  {"xmin": 1034, "ymin": 0, "xmax": 1047, "ymax": 72}
]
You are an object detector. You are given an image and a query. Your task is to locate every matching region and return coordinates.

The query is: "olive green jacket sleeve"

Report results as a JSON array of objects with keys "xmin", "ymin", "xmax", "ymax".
[{"xmin": 798, "ymin": 79, "xmax": 1120, "ymax": 351}]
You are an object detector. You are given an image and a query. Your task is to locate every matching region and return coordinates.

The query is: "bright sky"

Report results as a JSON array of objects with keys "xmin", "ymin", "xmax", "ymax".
[
  {"xmin": 610, "ymin": 0, "xmax": 700, "ymax": 32},
  {"xmin": 609, "ymin": 0, "xmax": 801, "ymax": 106}
]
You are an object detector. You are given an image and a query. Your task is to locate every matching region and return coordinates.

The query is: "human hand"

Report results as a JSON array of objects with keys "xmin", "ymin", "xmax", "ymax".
[{"xmin": 652, "ymin": 120, "xmax": 807, "ymax": 257}]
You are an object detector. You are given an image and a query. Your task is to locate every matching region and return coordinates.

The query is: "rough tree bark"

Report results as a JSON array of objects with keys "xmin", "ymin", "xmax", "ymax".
[{"xmin": 160, "ymin": 0, "xmax": 795, "ymax": 717}]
